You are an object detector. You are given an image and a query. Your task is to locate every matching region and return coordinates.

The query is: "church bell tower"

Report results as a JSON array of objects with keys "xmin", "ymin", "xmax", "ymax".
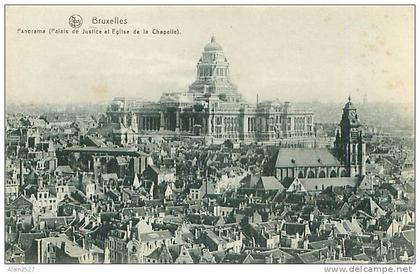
[{"xmin": 336, "ymin": 97, "xmax": 366, "ymax": 177}]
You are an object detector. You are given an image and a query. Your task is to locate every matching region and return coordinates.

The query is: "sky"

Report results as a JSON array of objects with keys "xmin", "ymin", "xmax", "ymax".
[{"xmin": 6, "ymin": 6, "xmax": 414, "ymax": 106}]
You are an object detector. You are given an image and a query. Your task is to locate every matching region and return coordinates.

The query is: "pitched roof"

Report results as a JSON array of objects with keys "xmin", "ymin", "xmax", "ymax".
[
  {"xmin": 308, "ymin": 239, "xmax": 336, "ymax": 250},
  {"xmin": 54, "ymin": 165, "xmax": 74, "ymax": 174},
  {"xmin": 252, "ymin": 249, "xmax": 294, "ymax": 262},
  {"xmin": 83, "ymin": 135, "xmax": 106, "ymax": 147},
  {"xmin": 297, "ymin": 247, "xmax": 328, "ymax": 263},
  {"xmin": 140, "ymin": 230, "xmax": 173, "ymax": 242},
  {"xmin": 332, "ymin": 219, "xmax": 363, "ymax": 236},
  {"xmin": 299, "ymin": 177, "xmax": 359, "ymax": 191},
  {"xmin": 275, "ymin": 148, "xmax": 341, "ymax": 168},
  {"xmin": 8, "ymin": 195, "xmax": 32, "ymax": 209},
  {"xmin": 40, "ymin": 235, "xmax": 103, "ymax": 258},
  {"xmin": 355, "ymin": 197, "xmax": 387, "ymax": 217},
  {"xmin": 401, "ymin": 229, "xmax": 415, "ymax": 245},
  {"xmin": 6, "ymin": 244, "xmax": 25, "ymax": 256},
  {"xmin": 101, "ymin": 173, "xmax": 118, "ymax": 181},
  {"xmin": 358, "ymin": 176, "xmax": 374, "ymax": 190},
  {"xmin": 256, "ymin": 176, "xmax": 284, "ymax": 191},
  {"xmin": 17, "ymin": 232, "xmax": 46, "ymax": 251},
  {"xmin": 146, "ymin": 244, "xmax": 173, "ymax": 262},
  {"xmin": 240, "ymin": 174, "xmax": 261, "ymax": 189},
  {"xmin": 221, "ymin": 253, "xmax": 253, "ymax": 264}
]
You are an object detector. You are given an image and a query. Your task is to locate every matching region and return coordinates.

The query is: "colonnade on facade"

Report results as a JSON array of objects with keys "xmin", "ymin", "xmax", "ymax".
[{"xmin": 107, "ymin": 106, "xmax": 315, "ymax": 144}]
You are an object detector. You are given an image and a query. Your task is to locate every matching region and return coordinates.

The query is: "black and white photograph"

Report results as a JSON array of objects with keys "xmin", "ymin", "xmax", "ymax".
[{"xmin": 3, "ymin": 4, "xmax": 416, "ymax": 270}]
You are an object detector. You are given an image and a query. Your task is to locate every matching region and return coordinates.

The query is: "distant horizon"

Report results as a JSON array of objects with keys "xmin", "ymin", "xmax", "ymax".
[
  {"xmin": 6, "ymin": 6, "xmax": 414, "ymax": 106},
  {"xmin": 5, "ymin": 95, "xmax": 415, "ymax": 107}
]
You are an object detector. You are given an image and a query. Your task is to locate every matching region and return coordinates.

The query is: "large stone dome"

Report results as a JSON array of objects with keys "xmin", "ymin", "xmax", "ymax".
[{"xmin": 204, "ymin": 36, "xmax": 222, "ymax": 51}]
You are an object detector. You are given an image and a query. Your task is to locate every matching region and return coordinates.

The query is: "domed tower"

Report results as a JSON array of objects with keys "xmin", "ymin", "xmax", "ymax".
[
  {"xmin": 189, "ymin": 36, "xmax": 241, "ymax": 102},
  {"xmin": 336, "ymin": 97, "xmax": 366, "ymax": 177}
]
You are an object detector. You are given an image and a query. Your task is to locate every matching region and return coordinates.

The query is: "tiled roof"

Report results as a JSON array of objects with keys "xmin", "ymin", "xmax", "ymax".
[
  {"xmin": 240, "ymin": 174, "xmax": 261, "ymax": 188},
  {"xmin": 355, "ymin": 198, "xmax": 387, "ymax": 217},
  {"xmin": 40, "ymin": 235, "xmax": 103, "ymax": 258},
  {"xmin": 8, "ymin": 195, "xmax": 33, "ymax": 209},
  {"xmin": 257, "ymin": 176, "xmax": 284, "ymax": 191},
  {"xmin": 297, "ymin": 247, "xmax": 328, "ymax": 263},
  {"xmin": 54, "ymin": 165, "xmax": 74, "ymax": 174},
  {"xmin": 299, "ymin": 177, "xmax": 359, "ymax": 191},
  {"xmin": 401, "ymin": 229, "xmax": 415, "ymax": 245},
  {"xmin": 275, "ymin": 148, "xmax": 341, "ymax": 168},
  {"xmin": 17, "ymin": 232, "xmax": 46, "ymax": 251},
  {"xmin": 140, "ymin": 230, "xmax": 173, "ymax": 242}
]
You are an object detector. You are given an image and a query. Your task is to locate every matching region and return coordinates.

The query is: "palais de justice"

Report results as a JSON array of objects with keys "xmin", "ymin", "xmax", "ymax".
[{"xmin": 106, "ymin": 36, "xmax": 314, "ymax": 145}]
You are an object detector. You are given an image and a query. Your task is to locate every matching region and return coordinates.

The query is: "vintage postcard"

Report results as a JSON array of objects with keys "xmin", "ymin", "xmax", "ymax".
[{"xmin": 4, "ymin": 5, "xmax": 415, "ymax": 269}]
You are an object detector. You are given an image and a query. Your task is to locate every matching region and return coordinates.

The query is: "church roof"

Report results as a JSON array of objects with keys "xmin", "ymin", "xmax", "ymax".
[
  {"xmin": 275, "ymin": 148, "xmax": 341, "ymax": 168},
  {"xmin": 204, "ymin": 36, "xmax": 223, "ymax": 51}
]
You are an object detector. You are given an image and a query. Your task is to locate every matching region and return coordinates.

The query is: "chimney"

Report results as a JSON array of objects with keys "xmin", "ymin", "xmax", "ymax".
[
  {"xmin": 61, "ymin": 242, "xmax": 66, "ymax": 252},
  {"xmin": 195, "ymin": 228, "xmax": 199, "ymax": 239},
  {"xmin": 303, "ymin": 239, "xmax": 309, "ymax": 250}
]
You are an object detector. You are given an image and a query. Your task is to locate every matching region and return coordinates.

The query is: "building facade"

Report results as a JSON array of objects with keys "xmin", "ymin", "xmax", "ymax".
[
  {"xmin": 274, "ymin": 96, "xmax": 366, "ymax": 181},
  {"xmin": 106, "ymin": 36, "xmax": 315, "ymax": 145}
]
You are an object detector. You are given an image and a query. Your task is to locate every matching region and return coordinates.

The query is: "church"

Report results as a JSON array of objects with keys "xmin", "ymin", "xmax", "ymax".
[
  {"xmin": 274, "ymin": 96, "xmax": 366, "ymax": 181},
  {"xmin": 106, "ymin": 36, "xmax": 315, "ymax": 145}
]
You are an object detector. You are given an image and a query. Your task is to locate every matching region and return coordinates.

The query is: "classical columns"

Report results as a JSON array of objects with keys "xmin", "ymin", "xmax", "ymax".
[
  {"xmin": 160, "ymin": 112, "xmax": 164, "ymax": 131},
  {"xmin": 175, "ymin": 111, "xmax": 180, "ymax": 132},
  {"xmin": 188, "ymin": 117, "xmax": 193, "ymax": 133},
  {"xmin": 207, "ymin": 116, "xmax": 212, "ymax": 135},
  {"xmin": 138, "ymin": 115, "xmax": 143, "ymax": 130}
]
